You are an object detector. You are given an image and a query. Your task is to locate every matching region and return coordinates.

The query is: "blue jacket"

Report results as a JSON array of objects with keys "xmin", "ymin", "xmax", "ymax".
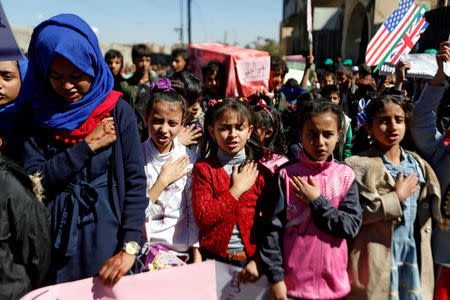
[{"xmin": 23, "ymin": 99, "xmax": 147, "ymax": 245}]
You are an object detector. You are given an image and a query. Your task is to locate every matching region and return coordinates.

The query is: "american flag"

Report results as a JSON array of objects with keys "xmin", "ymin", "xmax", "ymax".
[
  {"xmin": 366, "ymin": 0, "xmax": 418, "ymax": 67},
  {"xmin": 388, "ymin": 6, "xmax": 429, "ymax": 65}
]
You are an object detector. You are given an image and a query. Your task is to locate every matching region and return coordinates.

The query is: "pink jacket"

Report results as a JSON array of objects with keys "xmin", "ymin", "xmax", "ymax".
[{"xmin": 260, "ymin": 150, "xmax": 361, "ymax": 299}]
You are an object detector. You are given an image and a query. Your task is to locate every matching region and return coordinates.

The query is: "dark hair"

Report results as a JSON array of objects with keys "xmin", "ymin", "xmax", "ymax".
[
  {"xmin": 201, "ymin": 59, "xmax": 225, "ymax": 80},
  {"xmin": 296, "ymin": 91, "xmax": 322, "ymax": 111},
  {"xmin": 253, "ymin": 103, "xmax": 287, "ymax": 158},
  {"xmin": 171, "ymin": 71, "xmax": 203, "ymax": 106},
  {"xmin": 202, "ymin": 98, "xmax": 263, "ymax": 162},
  {"xmin": 335, "ymin": 66, "xmax": 353, "ymax": 79},
  {"xmin": 132, "ymin": 44, "xmax": 152, "ymax": 61},
  {"xmin": 104, "ymin": 49, "xmax": 123, "ymax": 67},
  {"xmin": 358, "ymin": 63, "xmax": 372, "ymax": 79},
  {"xmin": 297, "ymin": 99, "xmax": 344, "ymax": 132},
  {"xmin": 270, "ymin": 56, "xmax": 289, "ymax": 76},
  {"xmin": 365, "ymin": 95, "xmax": 407, "ymax": 126},
  {"xmin": 145, "ymin": 81, "xmax": 187, "ymax": 120},
  {"xmin": 284, "ymin": 78, "xmax": 298, "ymax": 89},
  {"xmin": 171, "ymin": 48, "xmax": 189, "ymax": 64},
  {"xmin": 321, "ymin": 85, "xmax": 339, "ymax": 98}
]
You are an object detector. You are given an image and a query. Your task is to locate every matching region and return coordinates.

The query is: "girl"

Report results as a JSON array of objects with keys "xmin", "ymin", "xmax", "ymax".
[
  {"xmin": 192, "ymin": 98, "xmax": 268, "ymax": 283},
  {"xmin": 253, "ymin": 99, "xmax": 288, "ymax": 173},
  {"xmin": 21, "ymin": 14, "xmax": 147, "ymax": 286},
  {"xmin": 142, "ymin": 78, "xmax": 200, "ymax": 267},
  {"xmin": 346, "ymin": 95, "xmax": 441, "ymax": 300},
  {"xmin": 0, "ymin": 55, "xmax": 28, "ymax": 161},
  {"xmin": 260, "ymin": 100, "xmax": 362, "ymax": 300}
]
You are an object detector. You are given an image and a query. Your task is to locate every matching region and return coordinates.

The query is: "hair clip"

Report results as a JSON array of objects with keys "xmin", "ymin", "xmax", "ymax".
[
  {"xmin": 208, "ymin": 99, "xmax": 217, "ymax": 107},
  {"xmin": 150, "ymin": 78, "xmax": 175, "ymax": 94},
  {"xmin": 257, "ymin": 99, "xmax": 267, "ymax": 108},
  {"xmin": 208, "ymin": 99, "xmax": 222, "ymax": 107},
  {"xmin": 357, "ymin": 98, "xmax": 371, "ymax": 127},
  {"xmin": 257, "ymin": 99, "xmax": 275, "ymax": 124},
  {"xmin": 239, "ymin": 97, "xmax": 248, "ymax": 102}
]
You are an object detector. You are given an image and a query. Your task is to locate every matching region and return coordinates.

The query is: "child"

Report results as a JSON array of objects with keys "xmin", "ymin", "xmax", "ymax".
[
  {"xmin": 171, "ymin": 48, "xmax": 189, "ymax": 75},
  {"xmin": 104, "ymin": 49, "xmax": 124, "ymax": 91},
  {"xmin": 171, "ymin": 71, "xmax": 204, "ymax": 148},
  {"xmin": 0, "ymin": 55, "xmax": 27, "ymax": 162},
  {"xmin": 201, "ymin": 59, "xmax": 226, "ymax": 103},
  {"xmin": 253, "ymin": 99, "xmax": 288, "ymax": 173},
  {"xmin": 319, "ymin": 71, "xmax": 335, "ymax": 88},
  {"xmin": 260, "ymin": 100, "xmax": 362, "ymax": 299},
  {"xmin": 120, "ymin": 44, "xmax": 156, "ymax": 140},
  {"xmin": 142, "ymin": 78, "xmax": 201, "ymax": 267},
  {"xmin": 346, "ymin": 96, "xmax": 442, "ymax": 300},
  {"xmin": 192, "ymin": 98, "xmax": 268, "ymax": 283},
  {"xmin": 21, "ymin": 14, "xmax": 147, "ymax": 286},
  {"xmin": 409, "ymin": 41, "xmax": 449, "ymax": 300},
  {"xmin": 321, "ymin": 84, "xmax": 352, "ymax": 160}
]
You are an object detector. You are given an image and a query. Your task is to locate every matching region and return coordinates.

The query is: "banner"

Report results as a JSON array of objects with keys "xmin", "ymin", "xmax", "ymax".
[{"xmin": 22, "ymin": 260, "xmax": 273, "ymax": 300}]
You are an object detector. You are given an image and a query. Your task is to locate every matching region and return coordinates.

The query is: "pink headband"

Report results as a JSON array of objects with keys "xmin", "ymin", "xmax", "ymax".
[{"xmin": 257, "ymin": 99, "xmax": 274, "ymax": 124}]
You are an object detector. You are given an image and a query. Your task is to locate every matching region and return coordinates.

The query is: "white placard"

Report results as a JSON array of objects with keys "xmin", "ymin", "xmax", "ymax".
[
  {"xmin": 235, "ymin": 56, "xmax": 270, "ymax": 82},
  {"xmin": 215, "ymin": 261, "xmax": 270, "ymax": 300}
]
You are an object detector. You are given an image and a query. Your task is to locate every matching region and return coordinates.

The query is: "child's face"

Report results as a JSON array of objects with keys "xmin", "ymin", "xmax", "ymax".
[
  {"xmin": 365, "ymin": 102, "xmax": 405, "ymax": 153},
  {"xmin": 133, "ymin": 56, "xmax": 151, "ymax": 75},
  {"xmin": 146, "ymin": 100, "xmax": 184, "ymax": 154},
  {"xmin": 298, "ymin": 112, "xmax": 340, "ymax": 161},
  {"xmin": 48, "ymin": 55, "xmax": 92, "ymax": 103},
  {"xmin": 336, "ymin": 73, "xmax": 350, "ymax": 90},
  {"xmin": 204, "ymin": 71, "xmax": 224, "ymax": 97},
  {"xmin": 107, "ymin": 57, "xmax": 122, "ymax": 76},
  {"xmin": 208, "ymin": 110, "xmax": 253, "ymax": 155},
  {"xmin": 324, "ymin": 75, "xmax": 334, "ymax": 86},
  {"xmin": 0, "ymin": 61, "xmax": 21, "ymax": 106},
  {"xmin": 269, "ymin": 68, "xmax": 284, "ymax": 91},
  {"xmin": 326, "ymin": 92, "xmax": 340, "ymax": 104},
  {"xmin": 256, "ymin": 127, "xmax": 273, "ymax": 145},
  {"xmin": 171, "ymin": 55, "xmax": 187, "ymax": 73},
  {"xmin": 186, "ymin": 99, "xmax": 201, "ymax": 122}
]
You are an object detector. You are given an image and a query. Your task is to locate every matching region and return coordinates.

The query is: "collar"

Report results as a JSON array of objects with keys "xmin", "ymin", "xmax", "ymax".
[{"xmin": 297, "ymin": 148, "xmax": 334, "ymax": 172}]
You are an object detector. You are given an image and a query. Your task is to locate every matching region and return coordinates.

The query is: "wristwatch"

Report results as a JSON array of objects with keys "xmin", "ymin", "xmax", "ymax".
[{"xmin": 122, "ymin": 241, "xmax": 141, "ymax": 255}]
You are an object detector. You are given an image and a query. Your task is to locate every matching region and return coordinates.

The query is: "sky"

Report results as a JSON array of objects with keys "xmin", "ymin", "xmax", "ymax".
[{"xmin": 2, "ymin": 0, "xmax": 282, "ymax": 48}]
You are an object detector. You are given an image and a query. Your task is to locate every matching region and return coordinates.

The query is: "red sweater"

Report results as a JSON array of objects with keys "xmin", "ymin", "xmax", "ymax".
[{"xmin": 192, "ymin": 157, "xmax": 270, "ymax": 258}]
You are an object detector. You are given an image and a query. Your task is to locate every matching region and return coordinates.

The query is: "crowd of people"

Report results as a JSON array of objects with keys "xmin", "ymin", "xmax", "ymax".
[{"xmin": 0, "ymin": 13, "xmax": 449, "ymax": 300}]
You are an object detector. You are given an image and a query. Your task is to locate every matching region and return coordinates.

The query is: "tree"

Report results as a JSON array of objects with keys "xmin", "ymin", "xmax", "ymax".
[{"xmin": 246, "ymin": 37, "xmax": 279, "ymax": 56}]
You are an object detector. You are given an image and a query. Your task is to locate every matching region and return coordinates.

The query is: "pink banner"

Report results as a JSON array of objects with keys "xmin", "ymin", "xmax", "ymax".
[
  {"xmin": 189, "ymin": 43, "xmax": 269, "ymax": 98},
  {"xmin": 21, "ymin": 260, "xmax": 217, "ymax": 300}
]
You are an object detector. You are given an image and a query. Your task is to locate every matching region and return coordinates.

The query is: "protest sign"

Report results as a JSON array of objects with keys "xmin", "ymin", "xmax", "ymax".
[
  {"xmin": 0, "ymin": 2, "xmax": 22, "ymax": 61},
  {"xmin": 215, "ymin": 261, "xmax": 270, "ymax": 300},
  {"xmin": 378, "ymin": 53, "xmax": 450, "ymax": 79},
  {"xmin": 21, "ymin": 260, "xmax": 217, "ymax": 300}
]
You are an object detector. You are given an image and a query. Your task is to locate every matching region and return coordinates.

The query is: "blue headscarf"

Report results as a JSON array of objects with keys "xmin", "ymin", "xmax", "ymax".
[
  {"xmin": 0, "ymin": 53, "xmax": 28, "ymax": 134},
  {"xmin": 23, "ymin": 14, "xmax": 114, "ymax": 130}
]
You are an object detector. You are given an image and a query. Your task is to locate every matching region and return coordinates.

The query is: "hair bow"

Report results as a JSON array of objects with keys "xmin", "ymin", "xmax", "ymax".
[
  {"xmin": 357, "ymin": 98, "xmax": 371, "ymax": 127},
  {"xmin": 257, "ymin": 99, "xmax": 274, "ymax": 123},
  {"xmin": 239, "ymin": 97, "xmax": 248, "ymax": 102},
  {"xmin": 150, "ymin": 78, "xmax": 175, "ymax": 94},
  {"xmin": 208, "ymin": 99, "xmax": 222, "ymax": 107},
  {"xmin": 257, "ymin": 99, "xmax": 267, "ymax": 108}
]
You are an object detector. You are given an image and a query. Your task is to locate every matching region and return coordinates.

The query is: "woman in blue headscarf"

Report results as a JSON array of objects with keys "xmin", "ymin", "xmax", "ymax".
[
  {"xmin": 22, "ymin": 14, "xmax": 147, "ymax": 286},
  {"xmin": 0, "ymin": 54, "xmax": 27, "ymax": 155}
]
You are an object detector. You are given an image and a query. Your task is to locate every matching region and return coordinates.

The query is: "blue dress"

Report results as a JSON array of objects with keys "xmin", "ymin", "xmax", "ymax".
[
  {"xmin": 381, "ymin": 148, "xmax": 425, "ymax": 300},
  {"xmin": 46, "ymin": 144, "xmax": 119, "ymax": 283}
]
